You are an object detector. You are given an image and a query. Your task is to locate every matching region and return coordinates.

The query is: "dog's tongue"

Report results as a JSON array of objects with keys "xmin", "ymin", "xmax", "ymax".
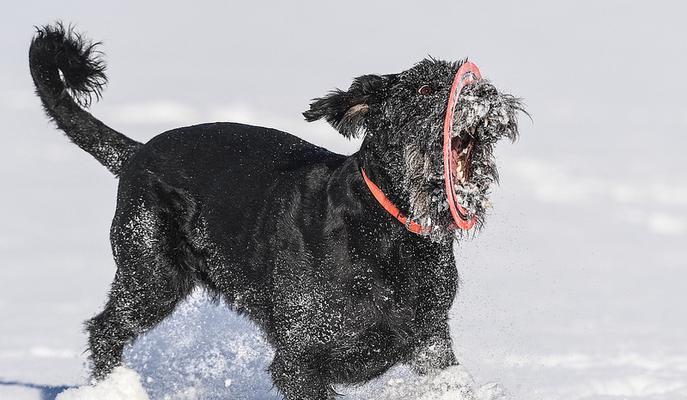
[{"xmin": 443, "ymin": 62, "xmax": 481, "ymax": 231}]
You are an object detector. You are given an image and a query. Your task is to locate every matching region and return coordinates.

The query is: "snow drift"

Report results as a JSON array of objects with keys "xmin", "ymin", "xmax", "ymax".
[{"xmin": 56, "ymin": 367, "xmax": 149, "ymax": 400}]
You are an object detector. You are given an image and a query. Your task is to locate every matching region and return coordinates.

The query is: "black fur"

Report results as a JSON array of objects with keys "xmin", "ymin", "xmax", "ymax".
[{"xmin": 29, "ymin": 23, "xmax": 523, "ymax": 399}]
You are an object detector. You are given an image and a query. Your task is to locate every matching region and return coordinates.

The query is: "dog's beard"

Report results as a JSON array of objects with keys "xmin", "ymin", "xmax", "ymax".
[{"xmin": 403, "ymin": 80, "xmax": 524, "ymax": 243}]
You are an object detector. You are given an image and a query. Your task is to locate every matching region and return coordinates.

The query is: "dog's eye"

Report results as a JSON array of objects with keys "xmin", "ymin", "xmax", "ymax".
[{"xmin": 418, "ymin": 85, "xmax": 433, "ymax": 95}]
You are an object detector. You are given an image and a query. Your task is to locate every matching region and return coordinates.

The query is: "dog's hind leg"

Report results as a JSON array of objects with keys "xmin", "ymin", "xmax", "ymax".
[{"xmin": 86, "ymin": 183, "xmax": 198, "ymax": 379}]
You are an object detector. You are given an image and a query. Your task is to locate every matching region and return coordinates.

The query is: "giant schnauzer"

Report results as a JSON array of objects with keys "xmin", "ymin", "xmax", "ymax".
[{"xmin": 29, "ymin": 23, "xmax": 525, "ymax": 399}]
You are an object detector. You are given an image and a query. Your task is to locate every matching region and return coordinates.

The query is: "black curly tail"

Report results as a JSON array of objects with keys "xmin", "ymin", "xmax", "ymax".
[{"xmin": 29, "ymin": 22, "xmax": 141, "ymax": 176}]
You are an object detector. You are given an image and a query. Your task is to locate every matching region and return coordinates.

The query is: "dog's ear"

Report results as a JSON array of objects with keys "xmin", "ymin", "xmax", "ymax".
[{"xmin": 303, "ymin": 74, "xmax": 396, "ymax": 138}]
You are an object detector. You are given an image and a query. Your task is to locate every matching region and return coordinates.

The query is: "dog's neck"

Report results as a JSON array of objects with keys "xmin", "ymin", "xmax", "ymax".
[
  {"xmin": 326, "ymin": 153, "xmax": 417, "ymax": 243},
  {"xmin": 357, "ymin": 148, "xmax": 410, "ymax": 214}
]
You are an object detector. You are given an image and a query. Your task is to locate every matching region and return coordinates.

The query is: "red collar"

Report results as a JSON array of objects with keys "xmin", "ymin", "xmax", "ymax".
[{"xmin": 360, "ymin": 168, "xmax": 425, "ymax": 235}]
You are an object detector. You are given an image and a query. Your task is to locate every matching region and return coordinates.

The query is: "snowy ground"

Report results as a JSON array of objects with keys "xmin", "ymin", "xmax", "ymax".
[{"xmin": 2, "ymin": 1, "xmax": 686, "ymax": 399}]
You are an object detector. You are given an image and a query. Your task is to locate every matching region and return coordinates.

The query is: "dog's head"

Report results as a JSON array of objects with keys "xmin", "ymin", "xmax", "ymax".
[{"xmin": 304, "ymin": 58, "xmax": 526, "ymax": 242}]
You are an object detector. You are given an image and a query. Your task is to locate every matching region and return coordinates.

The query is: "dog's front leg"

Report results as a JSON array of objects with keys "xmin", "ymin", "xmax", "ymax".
[
  {"xmin": 269, "ymin": 351, "xmax": 335, "ymax": 400},
  {"xmin": 408, "ymin": 319, "xmax": 458, "ymax": 375}
]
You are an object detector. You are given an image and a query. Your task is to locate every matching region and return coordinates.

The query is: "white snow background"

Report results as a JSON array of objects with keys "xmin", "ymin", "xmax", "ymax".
[{"xmin": 1, "ymin": 1, "xmax": 686, "ymax": 399}]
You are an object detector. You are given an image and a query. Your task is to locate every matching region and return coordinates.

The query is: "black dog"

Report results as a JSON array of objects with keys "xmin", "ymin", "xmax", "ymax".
[{"xmin": 29, "ymin": 23, "xmax": 524, "ymax": 399}]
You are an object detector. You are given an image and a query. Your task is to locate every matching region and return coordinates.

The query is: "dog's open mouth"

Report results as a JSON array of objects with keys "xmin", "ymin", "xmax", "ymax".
[
  {"xmin": 450, "ymin": 133, "xmax": 474, "ymax": 216},
  {"xmin": 405, "ymin": 61, "xmax": 523, "ymax": 240},
  {"xmin": 443, "ymin": 62, "xmax": 481, "ymax": 230}
]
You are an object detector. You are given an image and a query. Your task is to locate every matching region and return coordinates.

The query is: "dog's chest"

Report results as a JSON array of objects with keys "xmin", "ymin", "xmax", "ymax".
[
  {"xmin": 362, "ymin": 257, "xmax": 456, "ymax": 333},
  {"xmin": 341, "ymin": 249, "xmax": 456, "ymax": 328},
  {"xmin": 320, "ymin": 255, "xmax": 457, "ymax": 383}
]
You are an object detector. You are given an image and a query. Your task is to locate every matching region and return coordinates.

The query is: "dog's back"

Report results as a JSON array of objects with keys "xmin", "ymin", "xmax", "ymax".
[{"xmin": 126, "ymin": 121, "xmax": 345, "ymax": 197}]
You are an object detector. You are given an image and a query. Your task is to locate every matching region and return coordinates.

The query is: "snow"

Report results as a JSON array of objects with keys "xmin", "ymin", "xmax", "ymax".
[
  {"xmin": 371, "ymin": 366, "xmax": 507, "ymax": 400},
  {"xmin": 56, "ymin": 367, "xmax": 149, "ymax": 400},
  {"xmin": 52, "ymin": 363, "xmax": 506, "ymax": 400}
]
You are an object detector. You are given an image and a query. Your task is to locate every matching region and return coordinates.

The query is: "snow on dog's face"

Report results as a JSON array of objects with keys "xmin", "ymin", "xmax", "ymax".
[{"xmin": 304, "ymin": 58, "xmax": 525, "ymax": 242}]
